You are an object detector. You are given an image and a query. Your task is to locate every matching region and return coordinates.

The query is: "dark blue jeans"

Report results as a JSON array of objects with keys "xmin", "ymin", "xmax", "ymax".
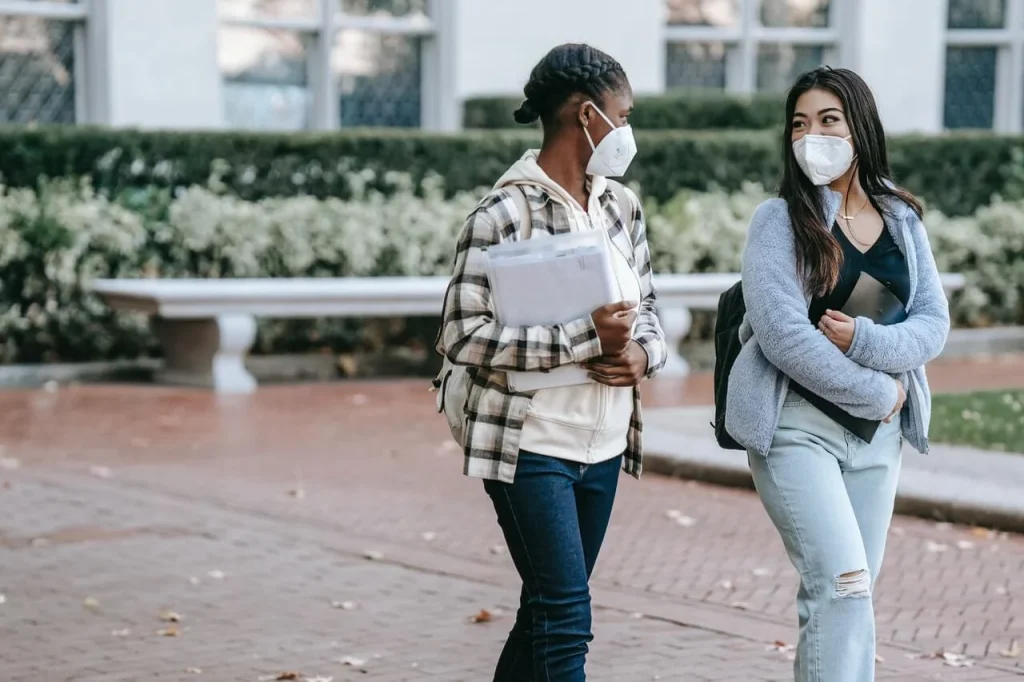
[{"xmin": 483, "ymin": 450, "xmax": 622, "ymax": 682}]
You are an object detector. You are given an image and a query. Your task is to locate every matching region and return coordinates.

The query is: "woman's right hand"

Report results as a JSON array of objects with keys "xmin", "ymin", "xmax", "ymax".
[
  {"xmin": 591, "ymin": 301, "xmax": 637, "ymax": 356},
  {"xmin": 884, "ymin": 380, "xmax": 906, "ymax": 423}
]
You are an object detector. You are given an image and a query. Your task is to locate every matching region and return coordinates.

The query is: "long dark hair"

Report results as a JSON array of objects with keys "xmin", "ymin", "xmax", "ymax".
[
  {"xmin": 512, "ymin": 44, "xmax": 629, "ymax": 130},
  {"xmin": 780, "ymin": 67, "xmax": 922, "ymax": 296}
]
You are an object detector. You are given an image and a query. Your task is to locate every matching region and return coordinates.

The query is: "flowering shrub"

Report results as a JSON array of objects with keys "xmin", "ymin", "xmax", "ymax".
[{"xmin": 0, "ymin": 173, "xmax": 1019, "ymax": 365}]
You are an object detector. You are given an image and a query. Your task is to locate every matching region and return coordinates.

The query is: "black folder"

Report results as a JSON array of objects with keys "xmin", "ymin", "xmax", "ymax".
[{"xmin": 794, "ymin": 272, "xmax": 908, "ymax": 444}]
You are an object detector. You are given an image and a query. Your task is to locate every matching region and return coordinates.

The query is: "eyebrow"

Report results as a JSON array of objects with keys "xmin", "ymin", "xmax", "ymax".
[{"xmin": 792, "ymin": 107, "xmax": 844, "ymax": 118}]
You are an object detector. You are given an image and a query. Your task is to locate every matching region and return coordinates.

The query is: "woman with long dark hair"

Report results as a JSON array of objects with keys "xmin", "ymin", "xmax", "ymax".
[
  {"xmin": 725, "ymin": 67, "xmax": 950, "ymax": 680},
  {"xmin": 436, "ymin": 43, "xmax": 666, "ymax": 681}
]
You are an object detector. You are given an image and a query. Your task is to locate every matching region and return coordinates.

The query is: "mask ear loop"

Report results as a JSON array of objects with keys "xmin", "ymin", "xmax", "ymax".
[{"xmin": 582, "ymin": 101, "xmax": 615, "ymax": 152}]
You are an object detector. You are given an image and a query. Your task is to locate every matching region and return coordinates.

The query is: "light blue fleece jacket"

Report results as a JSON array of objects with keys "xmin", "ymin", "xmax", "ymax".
[{"xmin": 726, "ymin": 187, "xmax": 951, "ymax": 457}]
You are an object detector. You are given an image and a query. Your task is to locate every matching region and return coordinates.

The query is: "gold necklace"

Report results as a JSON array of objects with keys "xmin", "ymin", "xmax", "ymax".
[{"xmin": 839, "ymin": 196, "xmax": 873, "ymax": 247}]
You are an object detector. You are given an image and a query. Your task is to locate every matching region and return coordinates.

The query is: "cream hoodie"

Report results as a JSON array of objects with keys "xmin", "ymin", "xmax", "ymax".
[{"xmin": 493, "ymin": 151, "xmax": 643, "ymax": 465}]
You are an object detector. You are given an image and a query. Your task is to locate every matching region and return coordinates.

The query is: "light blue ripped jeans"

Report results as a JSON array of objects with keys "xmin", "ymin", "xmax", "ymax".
[{"xmin": 748, "ymin": 390, "xmax": 903, "ymax": 682}]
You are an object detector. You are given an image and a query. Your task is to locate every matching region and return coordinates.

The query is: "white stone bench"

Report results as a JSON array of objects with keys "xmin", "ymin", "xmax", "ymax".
[{"xmin": 91, "ymin": 273, "xmax": 966, "ymax": 393}]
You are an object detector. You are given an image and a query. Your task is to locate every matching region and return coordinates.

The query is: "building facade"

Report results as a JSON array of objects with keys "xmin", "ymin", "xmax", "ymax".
[{"xmin": 0, "ymin": 0, "xmax": 1019, "ymax": 134}]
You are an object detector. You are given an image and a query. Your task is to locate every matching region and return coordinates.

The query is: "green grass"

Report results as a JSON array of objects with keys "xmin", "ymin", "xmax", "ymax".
[{"xmin": 930, "ymin": 390, "xmax": 1024, "ymax": 453}]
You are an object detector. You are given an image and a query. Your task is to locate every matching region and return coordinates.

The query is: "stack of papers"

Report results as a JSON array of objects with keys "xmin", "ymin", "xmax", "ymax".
[{"xmin": 486, "ymin": 229, "xmax": 618, "ymax": 391}]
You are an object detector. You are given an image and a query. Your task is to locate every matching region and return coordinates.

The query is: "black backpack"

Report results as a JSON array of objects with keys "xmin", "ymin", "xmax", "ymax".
[{"xmin": 712, "ymin": 281, "xmax": 746, "ymax": 450}]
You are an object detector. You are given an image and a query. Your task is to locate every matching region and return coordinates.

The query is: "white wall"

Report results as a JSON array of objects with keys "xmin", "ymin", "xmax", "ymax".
[
  {"xmin": 450, "ymin": 0, "xmax": 665, "ymax": 101},
  {"xmin": 91, "ymin": 0, "xmax": 222, "ymax": 129},
  {"xmin": 846, "ymin": 0, "xmax": 948, "ymax": 134}
]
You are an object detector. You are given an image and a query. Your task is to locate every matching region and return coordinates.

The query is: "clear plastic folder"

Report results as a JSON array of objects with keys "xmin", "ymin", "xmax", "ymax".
[{"xmin": 485, "ymin": 230, "xmax": 618, "ymax": 392}]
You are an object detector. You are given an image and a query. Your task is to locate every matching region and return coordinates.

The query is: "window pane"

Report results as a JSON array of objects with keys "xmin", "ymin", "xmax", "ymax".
[
  {"xmin": 666, "ymin": 0, "xmax": 739, "ymax": 27},
  {"xmin": 219, "ymin": 0, "xmax": 316, "ymax": 20},
  {"xmin": 220, "ymin": 27, "xmax": 310, "ymax": 131},
  {"xmin": 947, "ymin": 0, "xmax": 1005, "ymax": 29},
  {"xmin": 339, "ymin": 0, "xmax": 428, "ymax": 18},
  {"xmin": 760, "ymin": 0, "xmax": 830, "ymax": 27},
  {"xmin": 334, "ymin": 30, "xmax": 421, "ymax": 127},
  {"xmin": 666, "ymin": 42, "xmax": 728, "ymax": 89},
  {"xmin": 944, "ymin": 47, "xmax": 997, "ymax": 129},
  {"xmin": 0, "ymin": 17, "xmax": 76, "ymax": 124},
  {"xmin": 757, "ymin": 44, "xmax": 825, "ymax": 91}
]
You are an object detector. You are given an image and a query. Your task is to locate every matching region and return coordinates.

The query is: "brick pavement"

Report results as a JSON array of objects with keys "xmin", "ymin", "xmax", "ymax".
[{"xmin": 1, "ymin": 357, "xmax": 1023, "ymax": 681}]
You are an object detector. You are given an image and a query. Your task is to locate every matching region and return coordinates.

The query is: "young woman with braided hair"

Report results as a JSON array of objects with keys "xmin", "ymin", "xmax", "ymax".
[{"xmin": 437, "ymin": 44, "xmax": 666, "ymax": 680}]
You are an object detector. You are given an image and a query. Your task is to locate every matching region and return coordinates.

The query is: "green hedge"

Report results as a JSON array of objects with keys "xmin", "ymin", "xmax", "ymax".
[
  {"xmin": 464, "ymin": 92, "xmax": 788, "ymax": 130},
  {"xmin": 2, "ymin": 176, "xmax": 1021, "ymax": 366},
  {"xmin": 0, "ymin": 126, "xmax": 1022, "ymax": 217}
]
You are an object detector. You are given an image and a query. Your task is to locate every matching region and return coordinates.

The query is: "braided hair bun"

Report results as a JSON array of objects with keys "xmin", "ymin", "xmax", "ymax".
[{"xmin": 512, "ymin": 43, "xmax": 628, "ymax": 127}]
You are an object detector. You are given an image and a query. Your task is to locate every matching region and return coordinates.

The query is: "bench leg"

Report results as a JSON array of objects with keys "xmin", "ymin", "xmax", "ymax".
[
  {"xmin": 152, "ymin": 314, "xmax": 258, "ymax": 393},
  {"xmin": 656, "ymin": 306, "xmax": 692, "ymax": 378}
]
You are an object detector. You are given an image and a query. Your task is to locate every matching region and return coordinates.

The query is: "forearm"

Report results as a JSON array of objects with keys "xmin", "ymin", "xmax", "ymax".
[{"xmin": 444, "ymin": 314, "xmax": 602, "ymax": 371}]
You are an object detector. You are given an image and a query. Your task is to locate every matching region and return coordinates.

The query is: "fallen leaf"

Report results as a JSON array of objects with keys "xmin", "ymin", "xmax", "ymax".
[
  {"xmin": 971, "ymin": 526, "xmax": 994, "ymax": 539},
  {"xmin": 159, "ymin": 610, "xmax": 182, "ymax": 623},
  {"xmin": 917, "ymin": 650, "xmax": 974, "ymax": 668},
  {"xmin": 89, "ymin": 466, "xmax": 114, "ymax": 479},
  {"xmin": 111, "ymin": 628, "xmax": 131, "ymax": 637},
  {"xmin": 1000, "ymin": 640, "xmax": 1021, "ymax": 658},
  {"xmin": 157, "ymin": 626, "xmax": 180, "ymax": 637},
  {"xmin": 185, "ymin": 668, "xmax": 202, "ymax": 675},
  {"xmin": 340, "ymin": 657, "xmax": 367, "ymax": 667},
  {"xmin": 421, "ymin": 532, "xmax": 437, "ymax": 542},
  {"xmin": 471, "ymin": 609, "xmax": 495, "ymax": 623},
  {"xmin": 84, "ymin": 597, "xmax": 101, "ymax": 611},
  {"xmin": 330, "ymin": 601, "xmax": 356, "ymax": 611},
  {"xmin": 363, "ymin": 550, "xmax": 383, "ymax": 561},
  {"xmin": 940, "ymin": 652, "xmax": 973, "ymax": 668},
  {"xmin": 925, "ymin": 541, "xmax": 949, "ymax": 553},
  {"xmin": 767, "ymin": 640, "xmax": 795, "ymax": 653},
  {"xmin": 0, "ymin": 457, "xmax": 20, "ymax": 470},
  {"xmin": 207, "ymin": 570, "xmax": 226, "ymax": 580}
]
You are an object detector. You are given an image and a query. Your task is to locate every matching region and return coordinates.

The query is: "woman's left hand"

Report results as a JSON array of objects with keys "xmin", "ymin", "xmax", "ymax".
[
  {"xmin": 819, "ymin": 310, "xmax": 856, "ymax": 353},
  {"xmin": 584, "ymin": 341, "xmax": 649, "ymax": 387}
]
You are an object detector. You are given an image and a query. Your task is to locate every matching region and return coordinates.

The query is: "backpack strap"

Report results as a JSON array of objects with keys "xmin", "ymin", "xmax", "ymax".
[
  {"xmin": 508, "ymin": 185, "xmax": 533, "ymax": 240},
  {"xmin": 606, "ymin": 179, "xmax": 633, "ymax": 240}
]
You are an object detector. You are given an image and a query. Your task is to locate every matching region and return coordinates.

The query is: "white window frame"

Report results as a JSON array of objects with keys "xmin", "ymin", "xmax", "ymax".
[
  {"xmin": 944, "ymin": 0, "xmax": 1024, "ymax": 132},
  {"xmin": 220, "ymin": 0, "xmax": 452, "ymax": 130},
  {"xmin": 0, "ymin": 0, "xmax": 90, "ymax": 123},
  {"xmin": 664, "ymin": 0, "xmax": 842, "ymax": 94}
]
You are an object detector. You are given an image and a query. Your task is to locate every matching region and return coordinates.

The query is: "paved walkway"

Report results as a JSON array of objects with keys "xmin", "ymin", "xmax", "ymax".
[{"xmin": 1, "ymin": 362, "xmax": 1022, "ymax": 681}]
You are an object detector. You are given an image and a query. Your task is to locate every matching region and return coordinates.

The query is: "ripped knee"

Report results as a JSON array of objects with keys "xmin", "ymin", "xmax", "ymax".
[{"xmin": 834, "ymin": 569, "xmax": 871, "ymax": 599}]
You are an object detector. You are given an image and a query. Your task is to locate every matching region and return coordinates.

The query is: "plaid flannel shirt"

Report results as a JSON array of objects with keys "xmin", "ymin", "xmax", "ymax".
[{"xmin": 436, "ymin": 181, "xmax": 667, "ymax": 483}]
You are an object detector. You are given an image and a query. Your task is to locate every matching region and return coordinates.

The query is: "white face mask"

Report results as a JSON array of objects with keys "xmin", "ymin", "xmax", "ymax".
[
  {"xmin": 583, "ymin": 103, "xmax": 637, "ymax": 178},
  {"xmin": 792, "ymin": 134, "xmax": 854, "ymax": 185}
]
